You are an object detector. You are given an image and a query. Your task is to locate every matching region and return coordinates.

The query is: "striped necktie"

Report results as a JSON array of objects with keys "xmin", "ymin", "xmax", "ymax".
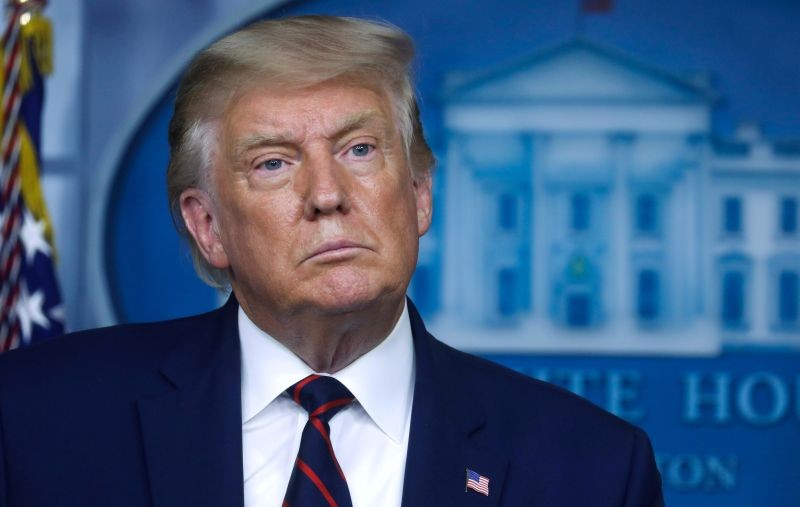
[{"xmin": 283, "ymin": 374, "xmax": 355, "ymax": 507}]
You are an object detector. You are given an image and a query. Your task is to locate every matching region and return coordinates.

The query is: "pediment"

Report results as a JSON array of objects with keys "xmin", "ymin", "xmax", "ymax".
[{"xmin": 445, "ymin": 39, "xmax": 714, "ymax": 104}]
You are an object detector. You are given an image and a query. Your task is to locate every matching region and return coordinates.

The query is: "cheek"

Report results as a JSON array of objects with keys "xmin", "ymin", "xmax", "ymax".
[
  {"xmin": 219, "ymin": 197, "xmax": 291, "ymax": 257},
  {"xmin": 378, "ymin": 183, "xmax": 420, "ymax": 240}
]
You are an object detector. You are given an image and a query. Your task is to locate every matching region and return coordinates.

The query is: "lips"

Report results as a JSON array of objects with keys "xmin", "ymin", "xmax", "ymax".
[{"xmin": 304, "ymin": 239, "xmax": 368, "ymax": 262}]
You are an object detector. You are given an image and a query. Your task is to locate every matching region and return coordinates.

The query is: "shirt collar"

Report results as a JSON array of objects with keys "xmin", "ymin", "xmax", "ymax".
[{"xmin": 239, "ymin": 301, "xmax": 415, "ymax": 444}]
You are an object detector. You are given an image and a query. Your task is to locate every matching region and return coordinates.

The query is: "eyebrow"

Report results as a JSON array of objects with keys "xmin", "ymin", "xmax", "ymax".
[
  {"xmin": 233, "ymin": 110, "xmax": 392, "ymax": 161},
  {"xmin": 233, "ymin": 133, "xmax": 296, "ymax": 162},
  {"xmin": 330, "ymin": 110, "xmax": 390, "ymax": 142}
]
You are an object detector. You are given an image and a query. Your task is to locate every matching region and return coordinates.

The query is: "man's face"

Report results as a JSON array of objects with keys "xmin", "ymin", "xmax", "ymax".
[{"xmin": 181, "ymin": 80, "xmax": 432, "ymax": 320}]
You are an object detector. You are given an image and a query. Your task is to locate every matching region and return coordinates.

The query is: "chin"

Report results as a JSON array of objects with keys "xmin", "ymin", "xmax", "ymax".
[{"xmin": 306, "ymin": 271, "xmax": 402, "ymax": 315}]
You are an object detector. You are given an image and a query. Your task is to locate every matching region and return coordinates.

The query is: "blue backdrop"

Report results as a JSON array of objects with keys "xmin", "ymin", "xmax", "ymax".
[{"xmin": 103, "ymin": 1, "xmax": 800, "ymax": 505}]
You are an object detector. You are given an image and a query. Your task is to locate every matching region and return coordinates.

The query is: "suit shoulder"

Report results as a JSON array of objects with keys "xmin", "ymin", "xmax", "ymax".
[
  {"xmin": 424, "ymin": 335, "xmax": 663, "ymax": 504},
  {"xmin": 0, "ymin": 306, "xmax": 224, "ymax": 388},
  {"xmin": 432, "ymin": 337, "xmax": 640, "ymax": 437}
]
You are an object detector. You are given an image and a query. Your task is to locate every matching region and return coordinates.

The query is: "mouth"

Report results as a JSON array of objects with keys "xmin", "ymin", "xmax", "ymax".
[{"xmin": 303, "ymin": 239, "xmax": 369, "ymax": 263}]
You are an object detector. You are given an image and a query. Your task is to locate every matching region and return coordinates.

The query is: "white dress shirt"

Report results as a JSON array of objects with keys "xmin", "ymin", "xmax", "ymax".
[{"xmin": 240, "ymin": 302, "xmax": 415, "ymax": 507}]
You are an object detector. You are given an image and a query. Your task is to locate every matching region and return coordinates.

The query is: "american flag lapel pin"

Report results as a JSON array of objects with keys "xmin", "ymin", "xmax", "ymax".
[{"xmin": 465, "ymin": 468, "xmax": 490, "ymax": 496}]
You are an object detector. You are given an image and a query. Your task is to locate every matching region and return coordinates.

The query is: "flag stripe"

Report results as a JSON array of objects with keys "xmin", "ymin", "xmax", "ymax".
[
  {"xmin": 1, "ymin": 7, "xmax": 20, "ymax": 52},
  {"xmin": 0, "ymin": 5, "xmax": 64, "ymax": 352}
]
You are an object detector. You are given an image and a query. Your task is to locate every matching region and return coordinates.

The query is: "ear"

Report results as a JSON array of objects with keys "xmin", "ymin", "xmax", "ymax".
[
  {"xmin": 180, "ymin": 188, "xmax": 230, "ymax": 269},
  {"xmin": 413, "ymin": 173, "xmax": 433, "ymax": 237}
]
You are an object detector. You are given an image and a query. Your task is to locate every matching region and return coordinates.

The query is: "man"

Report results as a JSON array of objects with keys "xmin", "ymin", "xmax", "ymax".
[{"xmin": 0, "ymin": 16, "xmax": 664, "ymax": 507}]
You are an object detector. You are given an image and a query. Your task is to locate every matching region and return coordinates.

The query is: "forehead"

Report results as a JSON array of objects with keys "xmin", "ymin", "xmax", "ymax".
[{"xmin": 221, "ymin": 81, "xmax": 396, "ymax": 145}]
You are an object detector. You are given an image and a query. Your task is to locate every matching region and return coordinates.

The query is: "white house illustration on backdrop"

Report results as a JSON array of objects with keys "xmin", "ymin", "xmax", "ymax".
[{"xmin": 409, "ymin": 38, "xmax": 800, "ymax": 355}]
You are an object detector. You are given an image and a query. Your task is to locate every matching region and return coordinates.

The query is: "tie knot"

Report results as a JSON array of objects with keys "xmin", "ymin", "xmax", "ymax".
[{"xmin": 287, "ymin": 374, "xmax": 354, "ymax": 422}]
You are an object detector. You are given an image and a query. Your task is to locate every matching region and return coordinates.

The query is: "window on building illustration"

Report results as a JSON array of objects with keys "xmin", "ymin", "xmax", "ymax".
[
  {"xmin": 722, "ymin": 197, "xmax": 742, "ymax": 235},
  {"xmin": 721, "ymin": 271, "xmax": 745, "ymax": 327},
  {"xmin": 780, "ymin": 197, "xmax": 798, "ymax": 235},
  {"xmin": 498, "ymin": 268, "xmax": 517, "ymax": 317},
  {"xmin": 498, "ymin": 193, "xmax": 517, "ymax": 231},
  {"xmin": 571, "ymin": 193, "xmax": 590, "ymax": 232},
  {"xmin": 778, "ymin": 270, "xmax": 799, "ymax": 325},
  {"xmin": 635, "ymin": 194, "xmax": 658, "ymax": 235},
  {"xmin": 566, "ymin": 292, "xmax": 591, "ymax": 327},
  {"xmin": 637, "ymin": 269, "xmax": 660, "ymax": 321}
]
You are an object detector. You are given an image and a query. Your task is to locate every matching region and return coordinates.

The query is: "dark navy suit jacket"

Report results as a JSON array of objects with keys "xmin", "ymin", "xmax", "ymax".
[{"xmin": 0, "ymin": 298, "xmax": 664, "ymax": 506}]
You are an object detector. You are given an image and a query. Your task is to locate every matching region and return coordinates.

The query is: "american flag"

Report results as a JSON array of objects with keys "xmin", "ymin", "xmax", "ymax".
[
  {"xmin": 466, "ymin": 468, "xmax": 490, "ymax": 496},
  {"xmin": 0, "ymin": 0, "xmax": 63, "ymax": 352}
]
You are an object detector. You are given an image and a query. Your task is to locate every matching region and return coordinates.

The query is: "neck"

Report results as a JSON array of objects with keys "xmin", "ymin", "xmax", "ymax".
[{"xmin": 237, "ymin": 294, "xmax": 405, "ymax": 373}]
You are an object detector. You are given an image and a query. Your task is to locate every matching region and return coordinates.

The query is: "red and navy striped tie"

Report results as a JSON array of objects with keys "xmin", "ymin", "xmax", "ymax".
[{"xmin": 283, "ymin": 374, "xmax": 355, "ymax": 507}]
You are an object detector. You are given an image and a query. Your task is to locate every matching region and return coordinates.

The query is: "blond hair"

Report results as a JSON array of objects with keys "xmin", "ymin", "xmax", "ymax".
[{"xmin": 166, "ymin": 15, "xmax": 434, "ymax": 287}]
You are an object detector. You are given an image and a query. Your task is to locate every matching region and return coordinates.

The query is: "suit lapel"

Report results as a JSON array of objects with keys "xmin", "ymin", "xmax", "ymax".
[
  {"xmin": 135, "ymin": 297, "xmax": 508, "ymax": 506},
  {"xmin": 137, "ymin": 298, "xmax": 244, "ymax": 507},
  {"xmin": 402, "ymin": 301, "xmax": 508, "ymax": 507}
]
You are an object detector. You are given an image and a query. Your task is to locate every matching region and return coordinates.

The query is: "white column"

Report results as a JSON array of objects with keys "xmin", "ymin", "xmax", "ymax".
[
  {"xmin": 442, "ymin": 135, "xmax": 464, "ymax": 318},
  {"xmin": 669, "ymin": 171, "xmax": 690, "ymax": 322},
  {"xmin": 699, "ymin": 143, "xmax": 715, "ymax": 322},
  {"xmin": 686, "ymin": 156, "xmax": 703, "ymax": 317},
  {"xmin": 750, "ymin": 259, "xmax": 768, "ymax": 340},
  {"xmin": 610, "ymin": 135, "xmax": 633, "ymax": 323},
  {"xmin": 441, "ymin": 137, "xmax": 485, "ymax": 325},
  {"xmin": 530, "ymin": 133, "xmax": 549, "ymax": 323},
  {"xmin": 467, "ymin": 176, "xmax": 487, "ymax": 322}
]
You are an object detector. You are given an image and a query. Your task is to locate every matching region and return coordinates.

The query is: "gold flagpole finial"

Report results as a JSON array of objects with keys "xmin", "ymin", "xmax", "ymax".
[
  {"xmin": 5, "ymin": 0, "xmax": 52, "ymax": 84},
  {"xmin": 6, "ymin": 0, "xmax": 47, "ymax": 21}
]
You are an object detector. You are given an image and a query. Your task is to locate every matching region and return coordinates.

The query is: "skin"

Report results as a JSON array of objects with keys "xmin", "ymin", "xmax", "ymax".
[{"xmin": 180, "ymin": 80, "xmax": 432, "ymax": 373}]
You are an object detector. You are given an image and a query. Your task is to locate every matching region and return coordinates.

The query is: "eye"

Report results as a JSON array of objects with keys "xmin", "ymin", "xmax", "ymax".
[
  {"xmin": 350, "ymin": 144, "xmax": 373, "ymax": 157},
  {"xmin": 259, "ymin": 159, "xmax": 284, "ymax": 171}
]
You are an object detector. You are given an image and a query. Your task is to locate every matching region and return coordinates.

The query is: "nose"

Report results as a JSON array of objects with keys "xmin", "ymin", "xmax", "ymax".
[{"xmin": 299, "ymin": 152, "xmax": 352, "ymax": 219}]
